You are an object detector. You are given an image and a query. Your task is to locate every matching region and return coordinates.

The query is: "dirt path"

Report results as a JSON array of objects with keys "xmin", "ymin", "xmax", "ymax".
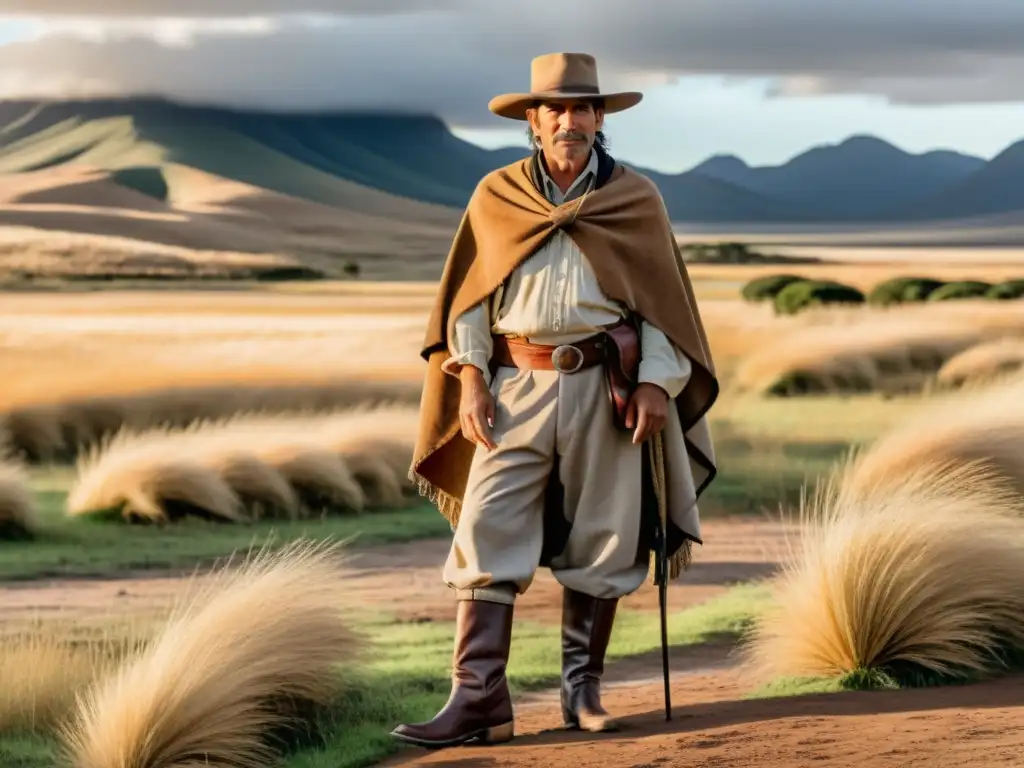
[
  {"xmin": 382, "ymin": 669, "xmax": 1024, "ymax": 768},
  {"xmin": 0, "ymin": 517, "xmax": 790, "ymax": 626}
]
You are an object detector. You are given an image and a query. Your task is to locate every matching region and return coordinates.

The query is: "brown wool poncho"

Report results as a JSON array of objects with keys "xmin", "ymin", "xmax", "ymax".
[{"xmin": 409, "ymin": 152, "xmax": 719, "ymax": 576}]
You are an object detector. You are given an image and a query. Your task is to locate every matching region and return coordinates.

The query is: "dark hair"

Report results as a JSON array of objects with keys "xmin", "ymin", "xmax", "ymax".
[{"xmin": 525, "ymin": 98, "xmax": 609, "ymax": 151}]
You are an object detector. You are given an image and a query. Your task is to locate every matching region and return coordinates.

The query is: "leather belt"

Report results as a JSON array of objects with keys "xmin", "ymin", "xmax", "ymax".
[{"xmin": 490, "ymin": 331, "xmax": 609, "ymax": 374}]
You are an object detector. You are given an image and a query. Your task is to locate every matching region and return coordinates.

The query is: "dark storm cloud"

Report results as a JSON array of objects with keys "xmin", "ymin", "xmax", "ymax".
[{"xmin": 0, "ymin": 0, "xmax": 1022, "ymax": 123}]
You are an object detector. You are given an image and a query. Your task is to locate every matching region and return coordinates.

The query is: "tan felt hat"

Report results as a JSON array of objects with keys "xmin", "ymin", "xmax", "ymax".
[{"xmin": 488, "ymin": 52, "xmax": 643, "ymax": 121}]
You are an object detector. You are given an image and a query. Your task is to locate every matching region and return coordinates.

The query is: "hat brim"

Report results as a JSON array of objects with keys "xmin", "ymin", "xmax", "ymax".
[{"xmin": 487, "ymin": 90, "xmax": 643, "ymax": 121}]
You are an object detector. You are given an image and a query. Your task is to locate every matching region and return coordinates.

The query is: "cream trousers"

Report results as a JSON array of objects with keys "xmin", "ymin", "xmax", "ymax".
[{"xmin": 442, "ymin": 363, "xmax": 650, "ymax": 602}]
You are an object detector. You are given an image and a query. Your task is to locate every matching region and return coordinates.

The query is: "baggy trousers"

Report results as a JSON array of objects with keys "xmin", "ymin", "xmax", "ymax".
[{"xmin": 442, "ymin": 363, "xmax": 650, "ymax": 602}]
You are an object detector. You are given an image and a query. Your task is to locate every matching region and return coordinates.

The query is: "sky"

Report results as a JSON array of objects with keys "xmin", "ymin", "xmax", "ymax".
[{"xmin": 1, "ymin": 1, "xmax": 1024, "ymax": 173}]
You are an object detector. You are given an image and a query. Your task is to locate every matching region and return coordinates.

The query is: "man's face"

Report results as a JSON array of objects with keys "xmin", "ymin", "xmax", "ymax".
[{"xmin": 528, "ymin": 99, "xmax": 604, "ymax": 165}]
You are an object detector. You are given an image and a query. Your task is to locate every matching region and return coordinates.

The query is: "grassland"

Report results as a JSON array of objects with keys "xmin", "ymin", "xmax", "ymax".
[{"xmin": 4, "ymin": 259, "xmax": 1024, "ymax": 768}]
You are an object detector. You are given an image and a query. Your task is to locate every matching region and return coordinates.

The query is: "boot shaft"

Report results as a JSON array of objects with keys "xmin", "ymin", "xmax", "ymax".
[{"xmin": 561, "ymin": 587, "xmax": 619, "ymax": 684}]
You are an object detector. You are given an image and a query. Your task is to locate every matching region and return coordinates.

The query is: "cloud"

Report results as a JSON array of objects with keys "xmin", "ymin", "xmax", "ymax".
[
  {"xmin": 0, "ymin": 0, "xmax": 1022, "ymax": 124},
  {"xmin": 0, "ymin": 1, "xmax": 462, "ymax": 16}
]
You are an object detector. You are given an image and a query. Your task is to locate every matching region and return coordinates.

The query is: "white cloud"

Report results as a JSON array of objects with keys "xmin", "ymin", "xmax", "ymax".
[{"xmin": 0, "ymin": 0, "xmax": 1022, "ymax": 123}]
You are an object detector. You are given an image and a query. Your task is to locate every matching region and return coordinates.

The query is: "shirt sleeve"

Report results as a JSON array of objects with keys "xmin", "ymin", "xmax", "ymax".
[
  {"xmin": 440, "ymin": 300, "xmax": 494, "ymax": 386},
  {"xmin": 637, "ymin": 320, "xmax": 692, "ymax": 399}
]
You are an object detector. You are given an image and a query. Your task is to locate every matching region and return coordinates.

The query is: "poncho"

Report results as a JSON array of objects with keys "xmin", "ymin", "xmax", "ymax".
[{"xmin": 409, "ymin": 147, "xmax": 719, "ymax": 577}]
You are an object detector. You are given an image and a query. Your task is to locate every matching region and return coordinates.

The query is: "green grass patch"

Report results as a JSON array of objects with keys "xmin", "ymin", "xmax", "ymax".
[
  {"xmin": 749, "ymin": 668, "xmax": 900, "ymax": 699},
  {"xmin": 0, "ymin": 485, "xmax": 451, "ymax": 580},
  {"xmin": 749, "ymin": 646, "xmax": 1024, "ymax": 701},
  {"xmin": 0, "ymin": 734, "xmax": 54, "ymax": 768},
  {"xmin": 700, "ymin": 435, "xmax": 848, "ymax": 515}
]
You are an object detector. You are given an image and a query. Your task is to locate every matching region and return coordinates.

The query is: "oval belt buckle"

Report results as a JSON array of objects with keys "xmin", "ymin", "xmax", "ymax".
[{"xmin": 551, "ymin": 344, "xmax": 584, "ymax": 373}]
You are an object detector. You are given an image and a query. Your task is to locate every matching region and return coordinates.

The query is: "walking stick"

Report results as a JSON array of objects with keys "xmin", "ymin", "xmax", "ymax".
[{"xmin": 650, "ymin": 432, "xmax": 672, "ymax": 722}]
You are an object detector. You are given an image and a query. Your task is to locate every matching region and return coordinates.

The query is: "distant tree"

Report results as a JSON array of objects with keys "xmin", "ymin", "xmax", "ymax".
[
  {"xmin": 741, "ymin": 274, "xmax": 806, "ymax": 302},
  {"xmin": 927, "ymin": 281, "xmax": 992, "ymax": 301},
  {"xmin": 867, "ymin": 277, "xmax": 944, "ymax": 306},
  {"xmin": 985, "ymin": 279, "xmax": 1024, "ymax": 300},
  {"xmin": 773, "ymin": 279, "xmax": 865, "ymax": 315}
]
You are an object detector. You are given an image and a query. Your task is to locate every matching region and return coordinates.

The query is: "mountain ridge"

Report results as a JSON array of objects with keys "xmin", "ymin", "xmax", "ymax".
[{"xmin": 0, "ymin": 97, "xmax": 1022, "ymax": 225}]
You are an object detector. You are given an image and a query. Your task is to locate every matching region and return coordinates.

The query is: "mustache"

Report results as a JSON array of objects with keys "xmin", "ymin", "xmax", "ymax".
[{"xmin": 555, "ymin": 130, "xmax": 588, "ymax": 143}]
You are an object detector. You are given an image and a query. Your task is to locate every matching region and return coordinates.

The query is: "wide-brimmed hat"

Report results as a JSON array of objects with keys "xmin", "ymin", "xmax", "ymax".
[{"xmin": 488, "ymin": 52, "xmax": 643, "ymax": 121}]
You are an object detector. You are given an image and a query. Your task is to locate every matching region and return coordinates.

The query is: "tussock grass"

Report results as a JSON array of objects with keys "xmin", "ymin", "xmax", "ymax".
[
  {"xmin": 743, "ymin": 459, "xmax": 1024, "ymax": 687},
  {"xmin": 935, "ymin": 336, "xmax": 1024, "ymax": 389},
  {"xmin": 0, "ymin": 459, "xmax": 38, "ymax": 539},
  {"xmin": 66, "ymin": 433, "xmax": 249, "ymax": 524},
  {"xmin": 723, "ymin": 296, "xmax": 1024, "ymax": 395},
  {"xmin": 256, "ymin": 444, "xmax": 366, "ymax": 515},
  {"xmin": 66, "ymin": 405, "xmax": 419, "ymax": 524},
  {"xmin": 58, "ymin": 538, "xmax": 361, "ymax": 768},
  {"xmin": 0, "ymin": 620, "xmax": 152, "ymax": 737},
  {"xmin": 841, "ymin": 377, "xmax": 1024, "ymax": 500},
  {"xmin": 203, "ymin": 448, "xmax": 300, "ymax": 521},
  {"xmin": 1, "ymin": 379, "xmax": 423, "ymax": 464},
  {"xmin": 733, "ymin": 319, "xmax": 983, "ymax": 396}
]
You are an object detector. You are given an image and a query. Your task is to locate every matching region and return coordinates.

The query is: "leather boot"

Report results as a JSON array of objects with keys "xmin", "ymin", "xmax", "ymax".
[
  {"xmin": 560, "ymin": 587, "xmax": 620, "ymax": 732},
  {"xmin": 390, "ymin": 597, "xmax": 515, "ymax": 749}
]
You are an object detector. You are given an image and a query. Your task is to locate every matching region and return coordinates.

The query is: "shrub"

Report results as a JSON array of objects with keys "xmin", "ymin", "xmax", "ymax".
[
  {"xmin": 740, "ymin": 274, "xmax": 806, "ymax": 303},
  {"xmin": 985, "ymin": 279, "xmax": 1024, "ymax": 300},
  {"xmin": 867, "ymin": 277, "xmax": 945, "ymax": 306},
  {"xmin": 927, "ymin": 280, "xmax": 992, "ymax": 301},
  {"xmin": 773, "ymin": 280, "xmax": 865, "ymax": 316}
]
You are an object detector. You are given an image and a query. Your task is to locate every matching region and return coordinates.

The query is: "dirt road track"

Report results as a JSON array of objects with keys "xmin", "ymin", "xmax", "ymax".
[
  {"xmin": 0, "ymin": 517, "xmax": 790, "ymax": 627},
  {"xmin": 382, "ymin": 668, "xmax": 1024, "ymax": 768}
]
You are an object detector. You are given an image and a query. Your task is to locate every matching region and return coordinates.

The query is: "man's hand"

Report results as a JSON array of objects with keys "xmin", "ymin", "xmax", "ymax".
[
  {"xmin": 625, "ymin": 382, "xmax": 670, "ymax": 445},
  {"xmin": 459, "ymin": 366, "xmax": 497, "ymax": 451}
]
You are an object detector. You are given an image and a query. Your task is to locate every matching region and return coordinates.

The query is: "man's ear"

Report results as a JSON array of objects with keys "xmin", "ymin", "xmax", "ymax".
[
  {"xmin": 526, "ymin": 107, "xmax": 539, "ymax": 136},
  {"xmin": 595, "ymin": 107, "xmax": 605, "ymax": 132}
]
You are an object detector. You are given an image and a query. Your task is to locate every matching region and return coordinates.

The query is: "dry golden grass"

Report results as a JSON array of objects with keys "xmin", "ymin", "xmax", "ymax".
[
  {"xmin": 0, "ymin": 635, "xmax": 112, "ymax": 735},
  {"xmin": 743, "ymin": 459, "xmax": 1024, "ymax": 683},
  {"xmin": 935, "ymin": 336, "xmax": 1024, "ymax": 389},
  {"xmin": 729, "ymin": 299, "xmax": 1024, "ymax": 396},
  {"xmin": 732, "ymin": 319, "xmax": 982, "ymax": 396},
  {"xmin": 659, "ymin": 290, "xmax": 1024, "ymax": 393},
  {"xmin": 714, "ymin": 392, "xmax": 916, "ymax": 446},
  {"xmin": 684, "ymin": 258, "xmax": 1024, "ymax": 293},
  {"xmin": 66, "ymin": 404, "xmax": 420, "ymax": 523},
  {"xmin": 59, "ymin": 538, "xmax": 361, "ymax": 768},
  {"xmin": 0, "ymin": 291, "xmax": 428, "ymax": 463},
  {"xmin": 1, "ymin": 378, "xmax": 425, "ymax": 464},
  {"xmin": 839, "ymin": 376, "xmax": 1024, "ymax": 501},
  {"xmin": 0, "ymin": 458, "xmax": 38, "ymax": 538},
  {"xmin": 691, "ymin": 299, "xmax": 784, "ymax": 376},
  {"xmin": 0, "ymin": 619, "xmax": 153, "ymax": 736}
]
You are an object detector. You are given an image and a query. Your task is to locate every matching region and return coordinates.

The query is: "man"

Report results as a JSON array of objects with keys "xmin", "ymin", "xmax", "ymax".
[{"xmin": 394, "ymin": 52, "xmax": 719, "ymax": 749}]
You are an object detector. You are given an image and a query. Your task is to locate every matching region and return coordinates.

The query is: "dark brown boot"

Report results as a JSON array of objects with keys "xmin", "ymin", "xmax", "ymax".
[
  {"xmin": 560, "ymin": 587, "xmax": 620, "ymax": 732},
  {"xmin": 390, "ymin": 597, "xmax": 515, "ymax": 749}
]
